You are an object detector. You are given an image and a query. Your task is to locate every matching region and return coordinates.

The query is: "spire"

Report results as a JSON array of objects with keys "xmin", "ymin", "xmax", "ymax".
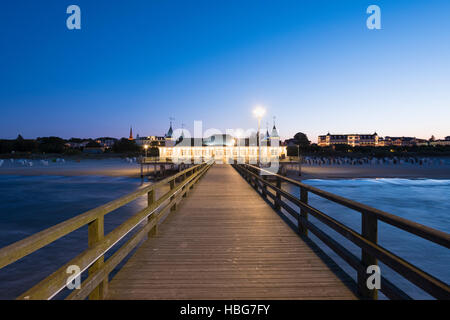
[
  {"xmin": 129, "ymin": 126, "xmax": 133, "ymax": 140},
  {"xmin": 271, "ymin": 116, "xmax": 279, "ymax": 138},
  {"xmin": 165, "ymin": 118, "xmax": 174, "ymax": 138}
]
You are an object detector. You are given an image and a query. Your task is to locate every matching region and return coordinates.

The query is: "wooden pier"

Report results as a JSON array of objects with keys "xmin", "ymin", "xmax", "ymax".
[
  {"xmin": 0, "ymin": 162, "xmax": 448, "ymax": 300},
  {"xmin": 107, "ymin": 165, "xmax": 356, "ymax": 299}
]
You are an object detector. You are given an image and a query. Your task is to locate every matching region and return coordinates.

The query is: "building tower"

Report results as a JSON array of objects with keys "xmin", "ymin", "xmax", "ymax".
[
  {"xmin": 129, "ymin": 126, "xmax": 134, "ymax": 140},
  {"xmin": 270, "ymin": 117, "xmax": 280, "ymax": 146},
  {"xmin": 165, "ymin": 120, "xmax": 175, "ymax": 147}
]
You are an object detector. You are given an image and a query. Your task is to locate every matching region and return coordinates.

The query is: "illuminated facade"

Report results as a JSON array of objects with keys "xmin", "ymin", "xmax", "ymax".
[
  {"xmin": 318, "ymin": 133, "xmax": 380, "ymax": 147},
  {"xmin": 158, "ymin": 124, "xmax": 287, "ymax": 163},
  {"xmin": 135, "ymin": 135, "xmax": 165, "ymax": 147}
]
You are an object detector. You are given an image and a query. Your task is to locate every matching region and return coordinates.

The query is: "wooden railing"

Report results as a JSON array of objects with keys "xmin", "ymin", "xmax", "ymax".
[
  {"xmin": 233, "ymin": 163, "xmax": 450, "ymax": 300},
  {"xmin": 0, "ymin": 160, "xmax": 214, "ymax": 300}
]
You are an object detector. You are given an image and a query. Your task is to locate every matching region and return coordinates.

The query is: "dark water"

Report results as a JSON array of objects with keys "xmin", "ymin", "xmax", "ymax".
[
  {"xmin": 284, "ymin": 178, "xmax": 450, "ymax": 299},
  {"xmin": 0, "ymin": 175, "xmax": 149, "ymax": 299}
]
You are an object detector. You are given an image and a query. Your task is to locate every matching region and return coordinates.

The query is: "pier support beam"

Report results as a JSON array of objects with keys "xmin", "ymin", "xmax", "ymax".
[
  {"xmin": 298, "ymin": 187, "xmax": 308, "ymax": 236},
  {"xmin": 274, "ymin": 176, "xmax": 281, "ymax": 210},
  {"xmin": 88, "ymin": 216, "xmax": 108, "ymax": 300},
  {"xmin": 182, "ymin": 173, "xmax": 188, "ymax": 197},
  {"xmin": 147, "ymin": 190, "xmax": 157, "ymax": 237},
  {"xmin": 262, "ymin": 175, "xmax": 268, "ymax": 199},
  {"xmin": 358, "ymin": 212, "xmax": 378, "ymax": 300},
  {"xmin": 170, "ymin": 180, "xmax": 177, "ymax": 211}
]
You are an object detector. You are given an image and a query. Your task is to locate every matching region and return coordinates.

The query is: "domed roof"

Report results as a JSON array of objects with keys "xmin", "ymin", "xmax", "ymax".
[{"xmin": 204, "ymin": 134, "xmax": 235, "ymax": 146}]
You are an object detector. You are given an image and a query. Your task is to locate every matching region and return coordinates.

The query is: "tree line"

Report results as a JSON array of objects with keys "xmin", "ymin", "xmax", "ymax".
[{"xmin": 0, "ymin": 135, "xmax": 157, "ymax": 156}]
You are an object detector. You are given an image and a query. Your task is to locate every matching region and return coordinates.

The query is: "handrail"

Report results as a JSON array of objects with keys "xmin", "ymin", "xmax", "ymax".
[
  {"xmin": 0, "ymin": 160, "xmax": 214, "ymax": 300},
  {"xmin": 0, "ymin": 162, "xmax": 206, "ymax": 270},
  {"xmin": 234, "ymin": 163, "xmax": 450, "ymax": 300},
  {"xmin": 246, "ymin": 164, "xmax": 450, "ymax": 249}
]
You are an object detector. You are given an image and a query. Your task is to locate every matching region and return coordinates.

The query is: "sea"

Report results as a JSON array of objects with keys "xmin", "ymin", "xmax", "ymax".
[
  {"xmin": 0, "ymin": 175, "xmax": 448, "ymax": 299},
  {"xmin": 0, "ymin": 175, "xmax": 149, "ymax": 299}
]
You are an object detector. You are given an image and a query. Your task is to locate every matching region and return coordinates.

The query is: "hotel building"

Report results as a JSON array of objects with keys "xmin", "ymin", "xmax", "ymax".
[
  {"xmin": 318, "ymin": 133, "xmax": 380, "ymax": 147},
  {"xmin": 318, "ymin": 133, "xmax": 448, "ymax": 147}
]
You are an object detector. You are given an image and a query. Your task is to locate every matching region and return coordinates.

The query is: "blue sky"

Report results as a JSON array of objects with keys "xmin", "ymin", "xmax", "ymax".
[{"xmin": 0, "ymin": 0, "xmax": 449, "ymax": 142}]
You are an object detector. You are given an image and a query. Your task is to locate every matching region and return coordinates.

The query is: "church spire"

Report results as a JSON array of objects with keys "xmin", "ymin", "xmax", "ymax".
[{"xmin": 129, "ymin": 126, "xmax": 134, "ymax": 140}]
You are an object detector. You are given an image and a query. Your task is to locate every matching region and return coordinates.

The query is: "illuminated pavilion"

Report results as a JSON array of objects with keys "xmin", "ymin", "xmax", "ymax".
[{"xmin": 158, "ymin": 123, "xmax": 287, "ymax": 163}]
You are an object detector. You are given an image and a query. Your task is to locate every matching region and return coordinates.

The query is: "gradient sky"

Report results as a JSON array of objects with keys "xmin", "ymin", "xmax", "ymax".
[{"xmin": 1, "ymin": 0, "xmax": 449, "ymax": 142}]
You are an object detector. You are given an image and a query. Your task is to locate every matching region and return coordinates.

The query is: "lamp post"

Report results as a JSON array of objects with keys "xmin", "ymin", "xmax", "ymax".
[
  {"xmin": 144, "ymin": 145, "xmax": 149, "ymax": 159},
  {"xmin": 253, "ymin": 106, "xmax": 266, "ymax": 166}
]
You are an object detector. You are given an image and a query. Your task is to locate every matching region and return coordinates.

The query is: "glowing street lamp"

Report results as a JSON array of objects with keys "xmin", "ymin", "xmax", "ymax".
[
  {"xmin": 144, "ymin": 145, "xmax": 149, "ymax": 158},
  {"xmin": 253, "ymin": 106, "xmax": 266, "ymax": 165},
  {"xmin": 253, "ymin": 106, "xmax": 266, "ymax": 119}
]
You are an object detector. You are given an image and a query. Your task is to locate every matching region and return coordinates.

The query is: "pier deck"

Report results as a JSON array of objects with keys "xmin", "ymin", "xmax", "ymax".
[{"xmin": 107, "ymin": 165, "xmax": 357, "ymax": 299}]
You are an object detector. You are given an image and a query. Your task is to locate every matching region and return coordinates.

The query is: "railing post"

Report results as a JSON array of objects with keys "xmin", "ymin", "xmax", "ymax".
[
  {"xmin": 190, "ymin": 167, "xmax": 197, "ymax": 189},
  {"xmin": 170, "ymin": 180, "xmax": 177, "ymax": 211},
  {"xmin": 88, "ymin": 216, "xmax": 107, "ymax": 300},
  {"xmin": 147, "ymin": 189, "xmax": 157, "ymax": 237},
  {"xmin": 358, "ymin": 212, "xmax": 378, "ymax": 300},
  {"xmin": 262, "ymin": 175, "xmax": 267, "ymax": 199},
  {"xmin": 298, "ymin": 187, "xmax": 308, "ymax": 236},
  {"xmin": 274, "ymin": 176, "xmax": 281, "ymax": 210},
  {"xmin": 182, "ymin": 173, "xmax": 188, "ymax": 197}
]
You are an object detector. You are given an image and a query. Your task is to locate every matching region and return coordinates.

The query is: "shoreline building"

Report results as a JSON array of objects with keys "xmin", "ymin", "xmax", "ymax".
[
  {"xmin": 158, "ymin": 123, "xmax": 287, "ymax": 163},
  {"xmin": 318, "ymin": 133, "xmax": 448, "ymax": 147},
  {"xmin": 135, "ymin": 135, "xmax": 165, "ymax": 147},
  {"xmin": 318, "ymin": 133, "xmax": 380, "ymax": 147},
  {"xmin": 383, "ymin": 136, "xmax": 430, "ymax": 147},
  {"xmin": 430, "ymin": 136, "xmax": 450, "ymax": 146}
]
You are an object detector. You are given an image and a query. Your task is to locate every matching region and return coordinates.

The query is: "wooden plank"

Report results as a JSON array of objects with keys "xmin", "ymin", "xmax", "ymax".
[{"xmin": 107, "ymin": 165, "xmax": 357, "ymax": 300}]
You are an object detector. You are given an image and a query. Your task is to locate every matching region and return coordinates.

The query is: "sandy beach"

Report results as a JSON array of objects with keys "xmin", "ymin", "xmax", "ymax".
[
  {"xmin": 1, "ymin": 158, "xmax": 450, "ymax": 179},
  {"xmin": 0, "ymin": 159, "xmax": 144, "ymax": 178},
  {"xmin": 286, "ymin": 164, "xmax": 450, "ymax": 180}
]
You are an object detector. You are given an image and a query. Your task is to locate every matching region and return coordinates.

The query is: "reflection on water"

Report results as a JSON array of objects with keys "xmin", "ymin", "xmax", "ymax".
[{"xmin": 285, "ymin": 178, "xmax": 450, "ymax": 299}]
